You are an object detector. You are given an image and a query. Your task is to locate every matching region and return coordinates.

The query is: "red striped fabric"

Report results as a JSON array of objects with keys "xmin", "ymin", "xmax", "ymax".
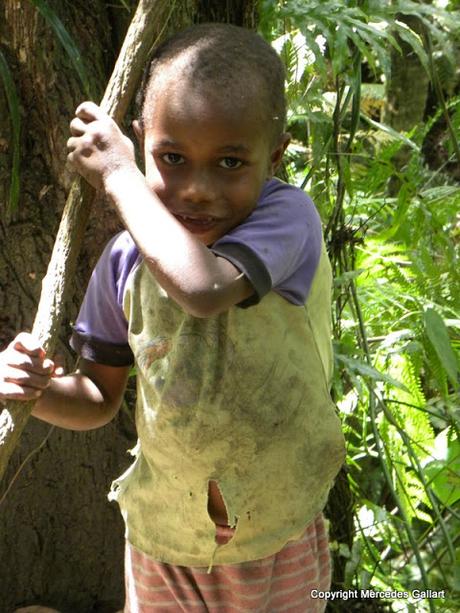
[{"xmin": 123, "ymin": 514, "xmax": 330, "ymax": 612}]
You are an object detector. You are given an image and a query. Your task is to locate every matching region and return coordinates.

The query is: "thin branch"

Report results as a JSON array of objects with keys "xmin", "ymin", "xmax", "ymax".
[{"xmin": 0, "ymin": 426, "xmax": 55, "ymax": 506}]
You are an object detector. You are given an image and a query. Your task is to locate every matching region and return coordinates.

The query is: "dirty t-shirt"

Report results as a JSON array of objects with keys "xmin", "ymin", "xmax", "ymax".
[
  {"xmin": 71, "ymin": 178, "xmax": 323, "ymax": 362},
  {"xmin": 70, "ymin": 178, "xmax": 345, "ymax": 566}
]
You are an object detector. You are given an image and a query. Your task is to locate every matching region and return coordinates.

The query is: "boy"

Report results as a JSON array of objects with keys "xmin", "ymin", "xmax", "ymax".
[{"xmin": 0, "ymin": 24, "xmax": 345, "ymax": 611}]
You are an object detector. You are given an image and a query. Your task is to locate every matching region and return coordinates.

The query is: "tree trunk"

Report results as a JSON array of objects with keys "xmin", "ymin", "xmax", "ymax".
[
  {"xmin": 383, "ymin": 13, "xmax": 430, "ymax": 133},
  {"xmin": 383, "ymin": 11, "xmax": 430, "ymax": 196},
  {"xmin": 0, "ymin": 1, "xmax": 257, "ymax": 611}
]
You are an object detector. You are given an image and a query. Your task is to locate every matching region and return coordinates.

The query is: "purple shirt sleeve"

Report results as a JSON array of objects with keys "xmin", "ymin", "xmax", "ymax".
[
  {"xmin": 70, "ymin": 231, "xmax": 140, "ymax": 365},
  {"xmin": 211, "ymin": 178, "xmax": 323, "ymax": 307}
]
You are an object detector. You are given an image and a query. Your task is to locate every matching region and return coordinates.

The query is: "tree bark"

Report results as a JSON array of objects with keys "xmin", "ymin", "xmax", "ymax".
[
  {"xmin": 0, "ymin": 0, "xmax": 176, "ymax": 488},
  {"xmin": 383, "ymin": 11, "xmax": 430, "ymax": 196},
  {"xmin": 0, "ymin": 1, "xmax": 257, "ymax": 611},
  {"xmin": 383, "ymin": 13, "xmax": 430, "ymax": 133}
]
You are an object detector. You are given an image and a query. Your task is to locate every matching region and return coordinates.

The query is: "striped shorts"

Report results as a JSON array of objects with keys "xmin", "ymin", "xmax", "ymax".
[{"xmin": 123, "ymin": 514, "xmax": 330, "ymax": 612}]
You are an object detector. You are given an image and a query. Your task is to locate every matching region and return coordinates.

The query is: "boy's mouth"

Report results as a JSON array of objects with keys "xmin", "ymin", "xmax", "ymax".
[{"xmin": 174, "ymin": 213, "xmax": 220, "ymax": 234}]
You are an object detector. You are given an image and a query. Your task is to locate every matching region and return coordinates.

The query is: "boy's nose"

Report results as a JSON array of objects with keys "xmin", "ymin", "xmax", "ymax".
[{"xmin": 180, "ymin": 169, "xmax": 217, "ymax": 205}]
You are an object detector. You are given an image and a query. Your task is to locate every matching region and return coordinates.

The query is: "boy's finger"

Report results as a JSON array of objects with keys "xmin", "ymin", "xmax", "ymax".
[
  {"xmin": 76, "ymin": 101, "xmax": 104, "ymax": 121},
  {"xmin": 4, "ymin": 353, "xmax": 36, "ymax": 372},
  {"xmin": 0, "ymin": 381, "xmax": 43, "ymax": 401},
  {"xmin": 2, "ymin": 365, "xmax": 51, "ymax": 390},
  {"xmin": 69, "ymin": 117, "xmax": 87, "ymax": 136},
  {"xmin": 42, "ymin": 358, "xmax": 55, "ymax": 371},
  {"xmin": 66, "ymin": 136, "xmax": 78, "ymax": 153},
  {"xmin": 52, "ymin": 354, "xmax": 66, "ymax": 377},
  {"xmin": 2, "ymin": 350, "xmax": 53, "ymax": 375},
  {"xmin": 11, "ymin": 333, "xmax": 45, "ymax": 358}
]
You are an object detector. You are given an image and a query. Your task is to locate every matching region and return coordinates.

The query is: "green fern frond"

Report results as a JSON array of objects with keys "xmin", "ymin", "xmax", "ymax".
[
  {"xmin": 382, "ymin": 353, "xmax": 434, "ymax": 453},
  {"xmin": 398, "ymin": 353, "xmax": 426, "ymax": 407},
  {"xmin": 405, "ymin": 470, "xmax": 432, "ymax": 517},
  {"xmin": 424, "ymin": 336, "xmax": 449, "ymax": 399}
]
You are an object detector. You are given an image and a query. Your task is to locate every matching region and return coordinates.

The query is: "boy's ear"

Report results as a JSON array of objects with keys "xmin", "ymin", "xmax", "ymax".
[
  {"xmin": 132, "ymin": 119, "xmax": 144, "ymax": 149},
  {"xmin": 268, "ymin": 132, "xmax": 291, "ymax": 177}
]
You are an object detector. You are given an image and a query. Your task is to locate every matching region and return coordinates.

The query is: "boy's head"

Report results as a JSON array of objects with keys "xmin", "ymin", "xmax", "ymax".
[
  {"xmin": 135, "ymin": 23, "xmax": 290, "ymax": 245},
  {"xmin": 138, "ymin": 23, "xmax": 286, "ymax": 145}
]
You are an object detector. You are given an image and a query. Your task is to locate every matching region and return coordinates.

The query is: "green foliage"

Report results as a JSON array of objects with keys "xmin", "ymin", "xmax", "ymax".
[
  {"xmin": 423, "ymin": 429, "xmax": 460, "ymax": 508},
  {"xmin": 259, "ymin": 0, "xmax": 460, "ymax": 608},
  {"xmin": 424, "ymin": 309, "xmax": 459, "ymax": 390},
  {"xmin": 29, "ymin": 0, "xmax": 92, "ymax": 99}
]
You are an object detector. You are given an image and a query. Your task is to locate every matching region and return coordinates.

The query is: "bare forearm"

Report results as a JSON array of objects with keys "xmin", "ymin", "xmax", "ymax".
[
  {"xmin": 103, "ymin": 169, "xmax": 249, "ymax": 316},
  {"xmin": 32, "ymin": 373, "xmax": 116, "ymax": 431}
]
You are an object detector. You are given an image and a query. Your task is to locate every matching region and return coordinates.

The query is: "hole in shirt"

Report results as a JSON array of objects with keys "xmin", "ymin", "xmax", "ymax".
[{"xmin": 207, "ymin": 479, "xmax": 237, "ymax": 545}]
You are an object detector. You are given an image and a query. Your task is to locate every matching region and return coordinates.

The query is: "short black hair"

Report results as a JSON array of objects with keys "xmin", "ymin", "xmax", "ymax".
[{"xmin": 137, "ymin": 23, "xmax": 286, "ymax": 143}]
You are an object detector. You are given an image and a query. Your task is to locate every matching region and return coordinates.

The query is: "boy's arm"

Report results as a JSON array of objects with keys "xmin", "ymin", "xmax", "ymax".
[
  {"xmin": 103, "ymin": 168, "xmax": 254, "ymax": 317},
  {"xmin": 67, "ymin": 102, "xmax": 253, "ymax": 318},
  {"xmin": 33, "ymin": 359, "xmax": 130, "ymax": 431},
  {"xmin": 0, "ymin": 333, "xmax": 129, "ymax": 430}
]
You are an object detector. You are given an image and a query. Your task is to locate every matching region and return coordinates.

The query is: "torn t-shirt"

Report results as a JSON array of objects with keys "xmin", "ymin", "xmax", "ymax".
[{"xmin": 70, "ymin": 178, "xmax": 345, "ymax": 566}]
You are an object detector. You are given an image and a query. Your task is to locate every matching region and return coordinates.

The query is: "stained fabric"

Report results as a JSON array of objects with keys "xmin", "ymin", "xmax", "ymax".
[
  {"xmin": 109, "ymin": 242, "xmax": 345, "ymax": 567},
  {"xmin": 69, "ymin": 178, "xmax": 345, "ymax": 569}
]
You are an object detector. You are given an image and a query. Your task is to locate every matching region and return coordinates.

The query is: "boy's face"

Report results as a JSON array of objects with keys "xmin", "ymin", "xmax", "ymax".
[{"xmin": 138, "ymin": 79, "xmax": 288, "ymax": 246}]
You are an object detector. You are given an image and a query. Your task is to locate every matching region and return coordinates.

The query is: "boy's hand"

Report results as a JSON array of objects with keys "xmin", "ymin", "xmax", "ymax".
[
  {"xmin": 0, "ymin": 333, "xmax": 64, "ymax": 402},
  {"xmin": 67, "ymin": 101, "xmax": 137, "ymax": 190}
]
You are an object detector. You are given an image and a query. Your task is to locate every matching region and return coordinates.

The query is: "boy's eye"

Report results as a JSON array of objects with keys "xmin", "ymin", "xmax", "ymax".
[
  {"xmin": 219, "ymin": 157, "xmax": 243, "ymax": 169},
  {"xmin": 161, "ymin": 153, "xmax": 185, "ymax": 165}
]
